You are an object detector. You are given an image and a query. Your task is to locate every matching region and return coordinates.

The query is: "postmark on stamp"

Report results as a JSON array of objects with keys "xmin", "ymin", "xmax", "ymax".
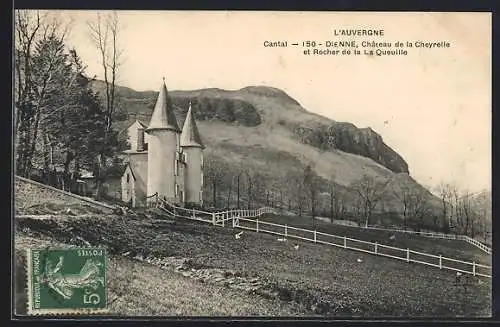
[{"xmin": 26, "ymin": 247, "xmax": 108, "ymax": 315}]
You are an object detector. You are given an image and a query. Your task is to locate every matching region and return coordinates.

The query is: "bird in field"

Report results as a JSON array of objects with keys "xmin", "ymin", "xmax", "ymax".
[
  {"xmin": 277, "ymin": 238, "xmax": 287, "ymax": 242},
  {"xmin": 235, "ymin": 231, "xmax": 244, "ymax": 240},
  {"xmin": 293, "ymin": 244, "xmax": 299, "ymax": 250},
  {"xmin": 357, "ymin": 258, "xmax": 363, "ymax": 263},
  {"xmin": 456, "ymin": 271, "xmax": 462, "ymax": 277},
  {"xmin": 389, "ymin": 234, "xmax": 396, "ymax": 241}
]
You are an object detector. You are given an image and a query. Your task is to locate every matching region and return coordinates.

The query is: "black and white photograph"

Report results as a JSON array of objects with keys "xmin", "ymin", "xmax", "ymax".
[{"xmin": 13, "ymin": 10, "xmax": 492, "ymax": 318}]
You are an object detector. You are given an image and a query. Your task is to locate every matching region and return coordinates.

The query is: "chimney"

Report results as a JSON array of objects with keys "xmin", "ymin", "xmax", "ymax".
[{"xmin": 137, "ymin": 126, "xmax": 145, "ymax": 151}]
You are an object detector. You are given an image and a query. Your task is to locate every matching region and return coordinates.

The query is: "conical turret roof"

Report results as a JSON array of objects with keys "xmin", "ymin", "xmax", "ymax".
[
  {"xmin": 180, "ymin": 102, "xmax": 204, "ymax": 149},
  {"xmin": 146, "ymin": 78, "xmax": 180, "ymax": 132}
]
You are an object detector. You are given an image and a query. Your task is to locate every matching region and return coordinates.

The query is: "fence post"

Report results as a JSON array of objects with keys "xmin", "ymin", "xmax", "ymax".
[
  {"xmin": 222, "ymin": 214, "xmax": 225, "ymax": 227},
  {"xmin": 375, "ymin": 242, "xmax": 378, "ymax": 254},
  {"xmin": 344, "ymin": 236, "xmax": 347, "ymax": 248},
  {"xmin": 192, "ymin": 208, "xmax": 195, "ymax": 219},
  {"xmin": 439, "ymin": 255, "xmax": 442, "ymax": 269},
  {"xmin": 473, "ymin": 261, "xmax": 476, "ymax": 276},
  {"xmin": 212, "ymin": 213, "xmax": 216, "ymax": 225},
  {"xmin": 256, "ymin": 219, "xmax": 259, "ymax": 232},
  {"xmin": 314, "ymin": 230, "xmax": 317, "ymax": 243},
  {"xmin": 285, "ymin": 225, "xmax": 287, "ymax": 237},
  {"xmin": 406, "ymin": 248, "xmax": 410, "ymax": 263}
]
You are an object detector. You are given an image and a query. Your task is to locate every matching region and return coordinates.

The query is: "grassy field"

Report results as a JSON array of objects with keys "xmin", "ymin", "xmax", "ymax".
[
  {"xmin": 14, "ymin": 208, "xmax": 492, "ymax": 317},
  {"xmin": 255, "ymin": 214, "xmax": 491, "ymax": 267},
  {"xmin": 15, "ymin": 234, "xmax": 303, "ymax": 316}
]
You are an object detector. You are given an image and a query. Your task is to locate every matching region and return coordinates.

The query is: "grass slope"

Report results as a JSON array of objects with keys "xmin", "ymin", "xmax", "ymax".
[
  {"xmin": 15, "ymin": 235, "xmax": 302, "ymax": 316},
  {"xmin": 15, "ymin": 209, "xmax": 491, "ymax": 317},
  {"xmin": 257, "ymin": 214, "xmax": 491, "ymax": 267}
]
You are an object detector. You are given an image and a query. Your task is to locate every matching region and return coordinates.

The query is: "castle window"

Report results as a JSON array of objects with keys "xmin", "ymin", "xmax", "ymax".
[
  {"xmin": 175, "ymin": 160, "xmax": 179, "ymax": 176},
  {"xmin": 175, "ymin": 183, "xmax": 179, "ymax": 196},
  {"xmin": 126, "ymin": 173, "xmax": 130, "ymax": 183},
  {"xmin": 183, "ymin": 153, "xmax": 187, "ymax": 162}
]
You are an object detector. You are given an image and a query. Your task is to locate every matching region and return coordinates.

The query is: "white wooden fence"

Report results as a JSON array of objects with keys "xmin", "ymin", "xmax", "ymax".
[
  {"xmin": 154, "ymin": 198, "xmax": 491, "ymax": 279},
  {"xmin": 156, "ymin": 197, "xmax": 273, "ymax": 225},
  {"xmin": 359, "ymin": 225, "xmax": 492, "ymax": 254},
  {"xmin": 234, "ymin": 217, "xmax": 491, "ymax": 279}
]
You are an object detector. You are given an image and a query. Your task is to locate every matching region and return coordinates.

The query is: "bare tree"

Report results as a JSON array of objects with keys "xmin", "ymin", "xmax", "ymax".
[
  {"xmin": 303, "ymin": 165, "xmax": 320, "ymax": 224},
  {"xmin": 451, "ymin": 185, "xmax": 462, "ymax": 234},
  {"xmin": 394, "ymin": 184, "xmax": 411, "ymax": 230},
  {"xmin": 87, "ymin": 11, "xmax": 123, "ymax": 199},
  {"xmin": 284, "ymin": 169, "xmax": 307, "ymax": 216},
  {"xmin": 471, "ymin": 191, "xmax": 491, "ymax": 243},
  {"xmin": 406, "ymin": 188, "xmax": 431, "ymax": 232},
  {"xmin": 204, "ymin": 156, "xmax": 226, "ymax": 209},
  {"xmin": 350, "ymin": 174, "xmax": 390, "ymax": 228},
  {"xmin": 235, "ymin": 168, "xmax": 243, "ymax": 209},
  {"xmin": 435, "ymin": 182, "xmax": 453, "ymax": 232},
  {"xmin": 328, "ymin": 178, "xmax": 346, "ymax": 223}
]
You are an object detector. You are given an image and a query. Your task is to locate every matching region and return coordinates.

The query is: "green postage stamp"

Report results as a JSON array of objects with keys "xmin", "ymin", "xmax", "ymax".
[{"xmin": 26, "ymin": 247, "xmax": 108, "ymax": 315}]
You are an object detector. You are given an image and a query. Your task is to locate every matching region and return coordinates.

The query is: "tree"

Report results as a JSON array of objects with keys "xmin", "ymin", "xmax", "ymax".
[
  {"xmin": 406, "ymin": 188, "xmax": 431, "ymax": 232},
  {"xmin": 471, "ymin": 191, "xmax": 491, "ymax": 243},
  {"xmin": 435, "ymin": 182, "xmax": 453, "ymax": 233},
  {"xmin": 243, "ymin": 168, "xmax": 255, "ymax": 210},
  {"xmin": 394, "ymin": 183, "xmax": 412, "ymax": 230},
  {"xmin": 303, "ymin": 165, "xmax": 319, "ymax": 223},
  {"xmin": 204, "ymin": 156, "xmax": 226, "ymax": 209},
  {"xmin": 14, "ymin": 10, "xmax": 73, "ymax": 177},
  {"xmin": 350, "ymin": 174, "xmax": 390, "ymax": 228},
  {"xmin": 87, "ymin": 11, "xmax": 123, "ymax": 199},
  {"xmin": 284, "ymin": 169, "xmax": 307, "ymax": 217},
  {"xmin": 329, "ymin": 181, "xmax": 346, "ymax": 223},
  {"xmin": 234, "ymin": 167, "xmax": 243, "ymax": 209}
]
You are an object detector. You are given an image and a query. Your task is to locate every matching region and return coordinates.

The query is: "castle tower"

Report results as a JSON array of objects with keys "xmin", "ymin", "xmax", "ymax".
[
  {"xmin": 180, "ymin": 102, "xmax": 204, "ymax": 206},
  {"xmin": 145, "ymin": 78, "xmax": 181, "ymax": 204}
]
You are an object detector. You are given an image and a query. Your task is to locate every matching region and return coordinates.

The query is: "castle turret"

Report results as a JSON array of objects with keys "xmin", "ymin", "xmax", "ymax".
[
  {"xmin": 145, "ymin": 78, "xmax": 181, "ymax": 204},
  {"xmin": 180, "ymin": 102, "xmax": 204, "ymax": 206}
]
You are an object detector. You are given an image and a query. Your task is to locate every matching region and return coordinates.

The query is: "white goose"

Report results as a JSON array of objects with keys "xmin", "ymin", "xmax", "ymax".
[{"xmin": 235, "ymin": 231, "xmax": 244, "ymax": 240}]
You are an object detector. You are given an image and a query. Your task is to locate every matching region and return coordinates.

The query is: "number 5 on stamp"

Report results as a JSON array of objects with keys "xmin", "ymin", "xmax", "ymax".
[{"xmin": 26, "ymin": 247, "xmax": 108, "ymax": 315}]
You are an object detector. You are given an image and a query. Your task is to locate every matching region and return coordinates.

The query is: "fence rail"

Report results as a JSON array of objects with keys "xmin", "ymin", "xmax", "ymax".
[
  {"xmin": 234, "ymin": 217, "xmax": 491, "ymax": 278},
  {"xmin": 152, "ymin": 197, "xmax": 491, "ymax": 279},
  {"xmin": 155, "ymin": 197, "xmax": 274, "ymax": 227},
  {"xmin": 355, "ymin": 225, "xmax": 492, "ymax": 255}
]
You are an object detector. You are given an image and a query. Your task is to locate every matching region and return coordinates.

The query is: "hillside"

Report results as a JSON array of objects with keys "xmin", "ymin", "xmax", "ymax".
[{"xmin": 91, "ymin": 80, "xmax": 441, "ymax": 225}]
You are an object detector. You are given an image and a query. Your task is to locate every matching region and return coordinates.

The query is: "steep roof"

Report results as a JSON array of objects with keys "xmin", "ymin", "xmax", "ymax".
[
  {"xmin": 146, "ymin": 79, "xmax": 180, "ymax": 132},
  {"xmin": 180, "ymin": 102, "xmax": 204, "ymax": 149},
  {"xmin": 123, "ymin": 162, "xmax": 136, "ymax": 180},
  {"xmin": 136, "ymin": 120, "xmax": 148, "ymax": 129}
]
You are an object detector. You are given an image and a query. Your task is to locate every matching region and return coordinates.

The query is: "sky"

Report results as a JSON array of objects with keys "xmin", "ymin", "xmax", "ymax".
[{"xmin": 37, "ymin": 10, "xmax": 491, "ymax": 193}]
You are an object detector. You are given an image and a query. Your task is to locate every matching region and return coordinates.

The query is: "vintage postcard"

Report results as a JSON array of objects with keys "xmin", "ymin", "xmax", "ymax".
[{"xmin": 13, "ymin": 10, "xmax": 491, "ymax": 318}]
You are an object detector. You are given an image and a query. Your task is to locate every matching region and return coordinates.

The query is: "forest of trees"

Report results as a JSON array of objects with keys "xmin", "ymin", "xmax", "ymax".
[{"xmin": 14, "ymin": 10, "xmax": 127, "ymax": 197}]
